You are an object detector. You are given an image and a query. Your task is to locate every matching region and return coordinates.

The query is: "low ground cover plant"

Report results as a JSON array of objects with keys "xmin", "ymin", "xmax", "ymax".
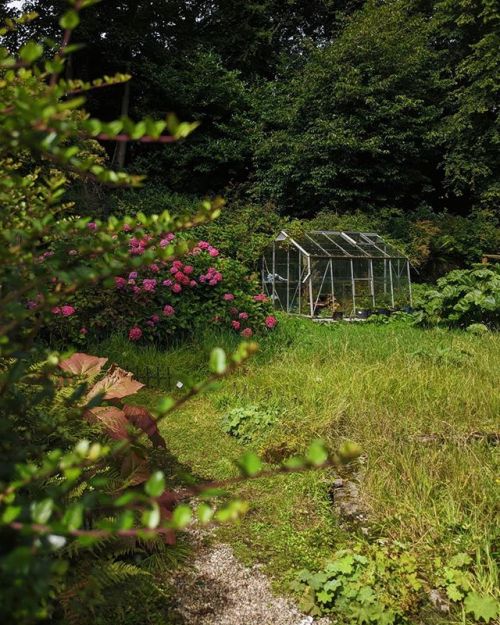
[
  {"xmin": 292, "ymin": 543, "xmax": 424, "ymax": 624},
  {"xmin": 221, "ymin": 404, "xmax": 278, "ymax": 443}
]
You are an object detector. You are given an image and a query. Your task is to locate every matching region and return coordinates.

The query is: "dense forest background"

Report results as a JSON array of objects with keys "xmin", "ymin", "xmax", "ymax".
[{"xmin": 3, "ymin": 0, "xmax": 499, "ymax": 278}]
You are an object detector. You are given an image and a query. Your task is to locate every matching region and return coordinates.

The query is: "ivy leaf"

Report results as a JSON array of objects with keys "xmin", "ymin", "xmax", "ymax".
[
  {"xmin": 448, "ymin": 553, "xmax": 472, "ymax": 568},
  {"xmin": 464, "ymin": 593, "xmax": 498, "ymax": 622},
  {"xmin": 316, "ymin": 590, "xmax": 333, "ymax": 605},
  {"xmin": 145, "ymin": 471, "xmax": 165, "ymax": 498}
]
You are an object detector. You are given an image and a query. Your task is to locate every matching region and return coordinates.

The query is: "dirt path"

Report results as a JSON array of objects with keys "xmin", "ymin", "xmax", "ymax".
[{"xmin": 169, "ymin": 537, "xmax": 330, "ymax": 625}]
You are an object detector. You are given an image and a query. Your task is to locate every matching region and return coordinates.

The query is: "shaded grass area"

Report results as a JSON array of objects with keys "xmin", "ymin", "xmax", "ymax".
[{"xmin": 94, "ymin": 318, "xmax": 499, "ymax": 610}]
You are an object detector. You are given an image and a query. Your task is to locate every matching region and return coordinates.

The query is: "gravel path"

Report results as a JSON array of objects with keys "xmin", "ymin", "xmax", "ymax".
[{"xmin": 170, "ymin": 538, "xmax": 330, "ymax": 625}]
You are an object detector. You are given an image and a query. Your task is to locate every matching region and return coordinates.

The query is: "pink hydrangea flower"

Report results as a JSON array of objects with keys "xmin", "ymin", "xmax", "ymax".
[
  {"xmin": 149, "ymin": 264, "xmax": 160, "ymax": 273},
  {"xmin": 61, "ymin": 305, "xmax": 76, "ymax": 317},
  {"xmin": 129, "ymin": 326, "xmax": 142, "ymax": 341},
  {"xmin": 151, "ymin": 314, "xmax": 160, "ymax": 323},
  {"xmin": 162, "ymin": 279, "xmax": 173, "ymax": 287},
  {"xmin": 239, "ymin": 312, "xmax": 249, "ymax": 320},
  {"xmin": 171, "ymin": 283, "xmax": 182, "ymax": 294},
  {"xmin": 80, "ymin": 327, "xmax": 88, "ymax": 335},
  {"xmin": 231, "ymin": 320, "xmax": 241, "ymax": 331},
  {"xmin": 209, "ymin": 247, "xmax": 219, "ymax": 257},
  {"xmin": 51, "ymin": 306, "xmax": 61, "ymax": 315},
  {"xmin": 132, "ymin": 286, "xmax": 142, "ymax": 295},
  {"xmin": 123, "ymin": 223, "xmax": 133, "ymax": 232},
  {"xmin": 253, "ymin": 293, "xmax": 268, "ymax": 302},
  {"xmin": 190, "ymin": 279, "xmax": 197, "ymax": 287},
  {"xmin": 142, "ymin": 279, "xmax": 157, "ymax": 292},
  {"xmin": 129, "ymin": 271, "xmax": 138, "ymax": 280},
  {"xmin": 27, "ymin": 294, "xmax": 43, "ymax": 310},
  {"xmin": 183, "ymin": 265, "xmax": 194, "ymax": 275},
  {"xmin": 163, "ymin": 305, "xmax": 175, "ymax": 317},
  {"xmin": 265, "ymin": 315, "xmax": 278, "ymax": 329},
  {"xmin": 87, "ymin": 222, "xmax": 97, "ymax": 231},
  {"xmin": 160, "ymin": 233, "xmax": 175, "ymax": 247},
  {"xmin": 198, "ymin": 241, "xmax": 210, "ymax": 250},
  {"xmin": 241, "ymin": 328, "xmax": 253, "ymax": 338},
  {"xmin": 147, "ymin": 320, "xmax": 155, "ymax": 327},
  {"xmin": 223, "ymin": 293, "xmax": 235, "ymax": 301},
  {"xmin": 115, "ymin": 277, "xmax": 127, "ymax": 289}
]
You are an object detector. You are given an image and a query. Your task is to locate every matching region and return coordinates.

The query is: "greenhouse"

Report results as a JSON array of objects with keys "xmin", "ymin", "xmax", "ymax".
[{"xmin": 262, "ymin": 230, "xmax": 412, "ymax": 319}]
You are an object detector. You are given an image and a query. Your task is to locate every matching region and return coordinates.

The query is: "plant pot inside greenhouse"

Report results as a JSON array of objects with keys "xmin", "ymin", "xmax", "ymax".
[{"xmin": 356, "ymin": 309, "xmax": 372, "ymax": 319}]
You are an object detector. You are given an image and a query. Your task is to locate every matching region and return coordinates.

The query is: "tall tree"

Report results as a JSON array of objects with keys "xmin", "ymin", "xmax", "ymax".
[
  {"xmin": 432, "ymin": 0, "xmax": 500, "ymax": 209},
  {"xmin": 251, "ymin": 0, "xmax": 446, "ymax": 216}
]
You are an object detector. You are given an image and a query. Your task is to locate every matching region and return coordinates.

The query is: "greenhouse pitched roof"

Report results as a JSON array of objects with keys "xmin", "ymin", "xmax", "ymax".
[{"xmin": 275, "ymin": 230, "xmax": 407, "ymax": 259}]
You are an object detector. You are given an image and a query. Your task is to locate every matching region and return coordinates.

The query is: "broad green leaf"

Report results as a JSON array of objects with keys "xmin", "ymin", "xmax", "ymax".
[
  {"xmin": 196, "ymin": 503, "xmax": 214, "ymax": 525},
  {"xmin": 338, "ymin": 440, "xmax": 362, "ymax": 463},
  {"xmin": 464, "ymin": 592, "xmax": 498, "ymax": 622}
]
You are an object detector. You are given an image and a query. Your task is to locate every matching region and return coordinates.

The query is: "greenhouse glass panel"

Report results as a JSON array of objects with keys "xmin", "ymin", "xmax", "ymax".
[{"xmin": 263, "ymin": 230, "xmax": 412, "ymax": 319}]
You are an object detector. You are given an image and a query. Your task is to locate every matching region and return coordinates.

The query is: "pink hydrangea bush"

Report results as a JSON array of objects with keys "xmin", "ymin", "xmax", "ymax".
[{"xmin": 43, "ymin": 227, "xmax": 277, "ymax": 344}]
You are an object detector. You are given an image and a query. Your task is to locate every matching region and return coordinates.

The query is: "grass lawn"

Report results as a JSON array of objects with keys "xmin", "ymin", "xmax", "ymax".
[{"xmin": 95, "ymin": 318, "xmax": 499, "ymax": 622}]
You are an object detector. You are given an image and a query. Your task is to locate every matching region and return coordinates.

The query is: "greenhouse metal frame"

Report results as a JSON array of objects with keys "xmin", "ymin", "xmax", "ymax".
[{"xmin": 262, "ymin": 230, "xmax": 412, "ymax": 318}]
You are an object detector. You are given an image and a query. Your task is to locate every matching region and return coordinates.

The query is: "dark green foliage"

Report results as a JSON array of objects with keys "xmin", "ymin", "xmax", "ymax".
[
  {"xmin": 416, "ymin": 265, "xmax": 500, "ymax": 328},
  {"xmin": 252, "ymin": 1, "xmax": 446, "ymax": 216},
  {"xmin": 14, "ymin": 0, "xmax": 499, "ymax": 278},
  {"xmin": 432, "ymin": 0, "xmax": 500, "ymax": 208}
]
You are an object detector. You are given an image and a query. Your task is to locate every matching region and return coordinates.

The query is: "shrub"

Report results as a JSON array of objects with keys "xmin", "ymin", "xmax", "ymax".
[
  {"xmin": 416, "ymin": 265, "xmax": 500, "ymax": 328},
  {"xmin": 42, "ymin": 228, "xmax": 277, "ymax": 347}
]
